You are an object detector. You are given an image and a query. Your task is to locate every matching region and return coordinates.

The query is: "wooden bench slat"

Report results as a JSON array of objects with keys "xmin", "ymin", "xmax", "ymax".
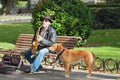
[
  {"xmin": 14, "ymin": 48, "xmax": 29, "ymax": 51},
  {"xmin": 15, "ymin": 42, "xmax": 32, "ymax": 45},
  {"xmin": 0, "ymin": 34, "xmax": 81, "ymax": 55},
  {"xmin": 17, "ymin": 38, "xmax": 32, "ymax": 40}
]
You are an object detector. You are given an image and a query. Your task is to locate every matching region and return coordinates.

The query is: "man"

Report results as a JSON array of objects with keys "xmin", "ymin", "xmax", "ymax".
[{"xmin": 23, "ymin": 15, "xmax": 57, "ymax": 74}]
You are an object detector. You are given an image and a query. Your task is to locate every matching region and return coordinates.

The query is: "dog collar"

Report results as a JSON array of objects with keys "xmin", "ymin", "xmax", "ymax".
[
  {"xmin": 58, "ymin": 48, "xmax": 65, "ymax": 55},
  {"xmin": 54, "ymin": 48, "xmax": 65, "ymax": 62}
]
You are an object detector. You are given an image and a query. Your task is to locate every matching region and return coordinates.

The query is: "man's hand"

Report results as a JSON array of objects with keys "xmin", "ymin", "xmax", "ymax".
[{"xmin": 37, "ymin": 35, "xmax": 43, "ymax": 42}]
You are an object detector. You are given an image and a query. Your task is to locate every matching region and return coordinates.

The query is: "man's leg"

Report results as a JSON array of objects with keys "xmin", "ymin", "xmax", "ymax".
[
  {"xmin": 31, "ymin": 48, "xmax": 49, "ymax": 72},
  {"xmin": 23, "ymin": 49, "xmax": 35, "ymax": 64}
]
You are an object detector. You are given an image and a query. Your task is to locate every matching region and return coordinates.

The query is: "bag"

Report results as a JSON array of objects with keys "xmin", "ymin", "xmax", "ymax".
[
  {"xmin": 0, "ymin": 62, "xmax": 16, "ymax": 74},
  {"xmin": 0, "ymin": 54, "xmax": 22, "ymax": 74},
  {"xmin": 2, "ymin": 54, "xmax": 22, "ymax": 67}
]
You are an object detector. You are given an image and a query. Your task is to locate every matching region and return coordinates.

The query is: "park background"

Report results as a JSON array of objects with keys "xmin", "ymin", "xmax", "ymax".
[{"xmin": 0, "ymin": 0, "xmax": 120, "ymax": 77}]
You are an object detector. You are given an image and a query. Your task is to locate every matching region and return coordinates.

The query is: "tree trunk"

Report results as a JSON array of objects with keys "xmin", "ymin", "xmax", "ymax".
[
  {"xmin": 3, "ymin": 0, "xmax": 15, "ymax": 14},
  {"xmin": 26, "ymin": 0, "xmax": 31, "ymax": 9}
]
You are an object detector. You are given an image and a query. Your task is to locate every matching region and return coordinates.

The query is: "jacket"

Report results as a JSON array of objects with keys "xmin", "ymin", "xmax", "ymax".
[{"xmin": 33, "ymin": 26, "xmax": 57, "ymax": 50}]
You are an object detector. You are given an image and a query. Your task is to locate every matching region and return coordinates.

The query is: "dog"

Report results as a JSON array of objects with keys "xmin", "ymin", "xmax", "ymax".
[{"xmin": 49, "ymin": 43, "xmax": 95, "ymax": 78}]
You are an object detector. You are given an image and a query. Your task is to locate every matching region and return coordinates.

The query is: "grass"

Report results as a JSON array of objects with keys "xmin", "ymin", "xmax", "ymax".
[
  {"xmin": 0, "ymin": 23, "xmax": 34, "ymax": 49},
  {"xmin": 16, "ymin": 1, "xmax": 27, "ymax": 7},
  {"xmin": 76, "ymin": 29, "xmax": 120, "ymax": 60},
  {"xmin": 86, "ymin": 29, "xmax": 120, "ymax": 47},
  {"xmin": 75, "ymin": 46, "xmax": 120, "ymax": 60},
  {"xmin": 118, "ymin": 78, "xmax": 120, "ymax": 80},
  {"xmin": 78, "ymin": 29, "xmax": 120, "ymax": 60},
  {"xmin": 0, "ymin": 23, "xmax": 34, "ymax": 43},
  {"xmin": 0, "ymin": 23, "xmax": 120, "ymax": 60}
]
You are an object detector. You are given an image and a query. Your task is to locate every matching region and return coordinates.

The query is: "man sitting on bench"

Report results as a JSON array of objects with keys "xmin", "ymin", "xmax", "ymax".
[{"xmin": 23, "ymin": 15, "xmax": 57, "ymax": 74}]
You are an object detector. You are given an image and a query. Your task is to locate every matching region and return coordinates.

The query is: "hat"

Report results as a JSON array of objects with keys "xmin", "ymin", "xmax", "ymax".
[{"xmin": 41, "ymin": 15, "xmax": 52, "ymax": 23}]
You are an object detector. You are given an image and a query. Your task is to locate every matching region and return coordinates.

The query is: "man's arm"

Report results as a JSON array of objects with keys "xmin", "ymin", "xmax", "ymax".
[{"xmin": 40, "ymin": 29, "xmax": 57, "ymax": 46}]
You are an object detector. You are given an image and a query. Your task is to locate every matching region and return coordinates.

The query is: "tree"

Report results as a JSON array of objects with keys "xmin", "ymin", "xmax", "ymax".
[
  {"xmin": 26, "ymin": 0, "xmax": 30, "ymax": 9},
  {"xmin": 32, "ymin": 0, "xmax": 93, "ymax": 46},
  {"xmin": 1, "ymin": 0, "xmax": 38, "ymax": 14},
  {"xmin": 1, "ymin": 0, "xmax": 15, "ymax": 14}
]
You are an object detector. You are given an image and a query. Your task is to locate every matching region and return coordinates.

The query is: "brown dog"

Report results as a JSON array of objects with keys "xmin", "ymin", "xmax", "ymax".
[{"xmin": 49, "ymin": 43, "xmax": 95, "ymax": 78}]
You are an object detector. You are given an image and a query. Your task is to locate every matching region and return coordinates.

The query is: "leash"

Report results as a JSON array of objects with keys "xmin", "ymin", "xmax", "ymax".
[{"xmin": 51, "ymin": 48, "xmax": 65, "ymax": 72}]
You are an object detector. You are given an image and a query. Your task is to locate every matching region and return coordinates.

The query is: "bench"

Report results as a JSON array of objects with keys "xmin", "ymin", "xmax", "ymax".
[{"xmin": 0, "ymin": 34, "xmax": 81, "ymax": 65}]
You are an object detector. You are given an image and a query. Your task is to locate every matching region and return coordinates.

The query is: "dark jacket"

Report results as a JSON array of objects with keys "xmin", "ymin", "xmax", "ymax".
[{"xmin": 33, "ymin": 26, "xmax": 57, "ymax": 50}]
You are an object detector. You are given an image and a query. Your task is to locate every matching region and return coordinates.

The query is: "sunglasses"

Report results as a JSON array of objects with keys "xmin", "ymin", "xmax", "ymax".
[{"xmin": 41, "ymin": 19, "xmax": 49, "ymax": 22}]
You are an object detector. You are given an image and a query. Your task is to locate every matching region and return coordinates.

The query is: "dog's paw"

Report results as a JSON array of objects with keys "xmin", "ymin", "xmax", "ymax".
[
  {"xmin": 65, "ymin": 75, "xmax": 69, "ymax": 78},
  {"xmin": 86, "ymin": 75, "xmax": 91, "ymax": 78}
]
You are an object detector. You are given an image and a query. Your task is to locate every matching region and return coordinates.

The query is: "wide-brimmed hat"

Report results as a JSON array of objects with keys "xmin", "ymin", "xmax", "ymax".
[{"xmin": 41, "ymin": 15, "xmax": 52, "ymax": 23}]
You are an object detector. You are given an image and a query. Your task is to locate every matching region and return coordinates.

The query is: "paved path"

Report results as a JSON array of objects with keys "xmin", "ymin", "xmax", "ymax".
[
  {"xmin": 0, "ymin": 65, "xmax": 119, "ymax": 80},
  {"xmin": 0, "ymin": 14, "xmax": 32, "ymax": 23}
]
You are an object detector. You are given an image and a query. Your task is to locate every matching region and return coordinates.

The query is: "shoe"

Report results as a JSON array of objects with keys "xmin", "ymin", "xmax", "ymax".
[
  {"xmin": 30, "ymin": 55, "xmax": 36, "ymax": 59},
  {"xmin": 36, "ymin": 65, "xmax": 51, "ymax": 72},
  {"xmin": 36, "ymin": 65, "xmax": 43, "ymax": 71},
  {"xmin": 24, "ymin": 69, "xmax": 31, "ymax": 73},
  {"xmin": 25, "ymin": 69, "xmax": 36, "ymax": 74}
]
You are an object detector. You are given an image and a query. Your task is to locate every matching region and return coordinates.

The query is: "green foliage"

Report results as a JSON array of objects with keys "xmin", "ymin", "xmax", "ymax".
[
  {"xmin": 88, "ymin": 3, "xmax": 120, "ymax": 7},
  {"xmin": 15, "ymin": 1, "xmax": 27, "ymax": 7},
  {"xmin": 106, "ymin": 0, "xmax": 120, "ymax": 3},
  {"xmin": 93, "ymin": 8, "xmax": 120, "ymax": 29},
  {"xmin": 32, "ymin": 0, "xmax": 93, "ymax": 45}
]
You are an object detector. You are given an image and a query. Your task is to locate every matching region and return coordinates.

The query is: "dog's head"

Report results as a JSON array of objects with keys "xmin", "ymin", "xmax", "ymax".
[{"xmin": 49, "ymin": 43, "xmax": 64, "ymax": 54}]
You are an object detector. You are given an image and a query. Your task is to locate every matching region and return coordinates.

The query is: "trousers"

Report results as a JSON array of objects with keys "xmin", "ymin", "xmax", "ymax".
[{"xmin": 23, "ymin": 48, "xmax": 49, "ymax": 72}]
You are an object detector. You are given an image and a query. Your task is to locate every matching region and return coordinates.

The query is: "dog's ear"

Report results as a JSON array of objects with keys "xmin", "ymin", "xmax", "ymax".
[{"xmin": 57, "ymin": 43, "xmax": 63, "ymax": 50}]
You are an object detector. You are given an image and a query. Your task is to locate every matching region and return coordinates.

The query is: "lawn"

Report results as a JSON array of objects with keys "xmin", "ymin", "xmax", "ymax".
[
  {"xmin": 78, "ymin": 29, "xmax": 120, "ymax": 60},
  {"xmin": 16, "ymin": 1, "xmax": 27, "ymax": 7},
  {"xmin": 0, "ymin": 23, "xmax": 120, "ymax": 60},
  {"xmin": 0, "ymin": 23, "xmax": 34, "ymax": 43},
  {"xmin": 75, "ymin": 46, "xmax": 120, "ymax": 60},
  {"xmin": 86, "ymin": 29, "xmax": 120, "ymax": 47},
  {"xmin": 0, "ymin": 23, "xmax": 34, "ymax": 49}
]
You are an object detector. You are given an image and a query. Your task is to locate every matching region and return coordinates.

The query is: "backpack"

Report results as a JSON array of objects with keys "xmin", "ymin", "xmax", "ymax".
[{"xmin": 0, "ymin": 54, "xmax": 22, "ymax": 74}]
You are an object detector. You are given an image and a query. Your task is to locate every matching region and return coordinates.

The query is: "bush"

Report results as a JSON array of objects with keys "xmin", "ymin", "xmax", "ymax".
[
  {"xmin": 32, "ymin": 0, "xmax": 93, "ymax": 46},
  {"xmin": 93, "ymin": 8, "xmax": 120, "ymax": 29},
  {"xmin": 88, "ymin": 4, "xmax": 120, "ymax": 8}
]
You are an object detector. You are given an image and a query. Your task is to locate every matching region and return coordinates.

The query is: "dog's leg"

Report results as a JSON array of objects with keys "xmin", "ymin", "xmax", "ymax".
[
  {"xmin": 85, "ymin": 58, "xmax": 93, "ymax": 77},
  {"xmin": 87, "ymin": 65, "xmax": 92, "ymax": 77},
  {"xmin": 64, "ymin": 62, "xmax": 70, "ymax": 78},
  {"xmin": 69, "ymin": 66, "xmax": 71, "ymax": 72}
]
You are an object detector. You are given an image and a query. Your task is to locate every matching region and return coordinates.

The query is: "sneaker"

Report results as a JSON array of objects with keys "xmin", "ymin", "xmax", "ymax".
[
  {"xmin": 36, "ymin": 65, "xmax": 43, "ymax": 71},
  {"xmin": 25, "ymin": 69, "xmax": 36, "ymax": 74},
  {"xmin": 24, "ymin": 69, "xmax": 31, "ymax": 73},
  {"xmin": 30, "ymin": 55, "xmax": 36, "ymax": 59}
]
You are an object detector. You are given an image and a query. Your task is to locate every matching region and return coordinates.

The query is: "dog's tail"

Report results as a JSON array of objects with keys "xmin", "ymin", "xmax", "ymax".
[
  {"xmin": 91, "ymin": 52, "xmax": 96, "ymax": 61},
  {"xmin": 91, "ymin": 52, "xmax": 97, "ymax": 70}
]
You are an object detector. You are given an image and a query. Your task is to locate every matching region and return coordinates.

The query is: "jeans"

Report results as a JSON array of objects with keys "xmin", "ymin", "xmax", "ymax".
[{"xmin": 23, "ymin": 48, "xmax": 49, "ymax": 72}]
